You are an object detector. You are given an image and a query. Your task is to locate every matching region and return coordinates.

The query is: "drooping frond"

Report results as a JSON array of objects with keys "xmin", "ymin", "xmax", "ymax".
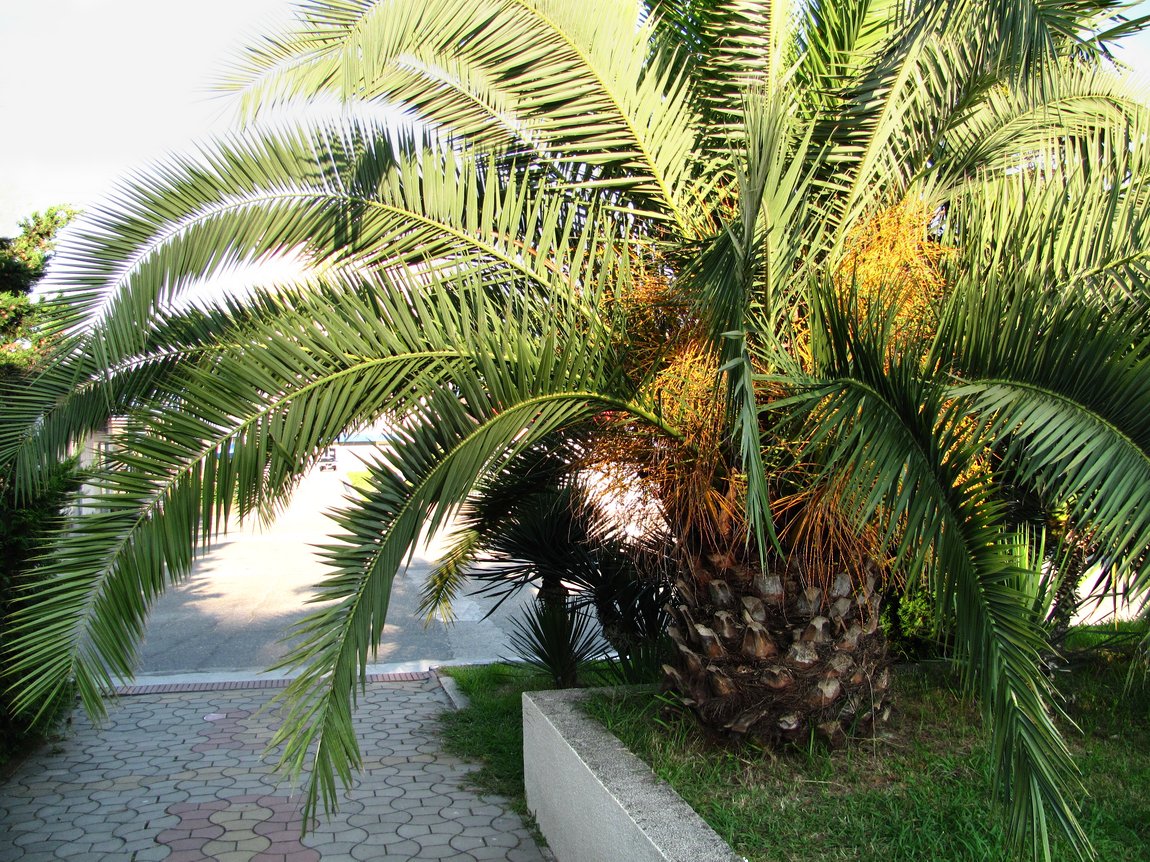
[
  {"xmin": 926, "ymin": 67, "xmax": 1150, "ymax": 192},
  {"xmin": 39, "ymin": 121, "xmax": 615, "ymax": 360},
  {"xmin": 1, "ymin": 293, "xmax": 314, "ymax": 498},
  {"xmin": 971, "ymin": 0, "xmax": 1150, "ymax": 74},
  {"xmin": 4, "ymin": 274, "xmax": 602, "ymax": 719},
  {"xmin": 679, "ymin": 94, "xmax": 825, "ymax": 556},
  {"xmin": 263, "ymin": 302, "xmax": 677, "ymax": 819},
  {"xmin": 9, "ymin": 4, "xmax": 1150, "ymax": 860},
  {"xmin": 940, "ymin": 280, "xmax": 1150, "ymax": 597},
  {"xmin": 781, "ymin": 284, "xmax": 1090, "ymax": 861}
]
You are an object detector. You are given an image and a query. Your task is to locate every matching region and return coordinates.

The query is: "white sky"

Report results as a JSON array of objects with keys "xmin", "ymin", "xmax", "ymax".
[
  {"xmin": 0, "ymin": 0, "xmax": 295, "ymax": 233},
  {"xmin": 1, "ymin": 0, "xmax": 1150, "ymax": 235}
]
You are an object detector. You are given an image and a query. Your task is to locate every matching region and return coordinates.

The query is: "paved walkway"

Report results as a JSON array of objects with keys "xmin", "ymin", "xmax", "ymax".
[
  {"xmin": 0, "ymin": 674, "xmax": 545, "ymax": 862},
  {"xmin": 134, "ymin": 454, "xmax": 535, "ymax": 678}
]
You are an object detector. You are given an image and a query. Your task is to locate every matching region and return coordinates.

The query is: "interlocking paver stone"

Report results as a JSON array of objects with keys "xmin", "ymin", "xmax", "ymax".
[{"xmin": 0, "ymin": 676, "xmax": 545, "ymax": 861}]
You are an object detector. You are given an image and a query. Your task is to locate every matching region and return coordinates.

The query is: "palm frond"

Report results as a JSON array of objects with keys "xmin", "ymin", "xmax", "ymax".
[
  {"xmin": 656, "ymin": 0, "xmax": 800, "ymax": 132},
  {"xmin": 817, "ymin": 6, "xmax": 994, "ymax": 236},
  {"xmin": 222, "ymin": 0, "xmax": 707, "ymax": 234},
  {"xmin": 4, "ymin": 274, "xmax": 588, "ymax": 722},
  {"xmin": 10, "ymin": 4, "xmax": 1150, "ymax": 859},
  {"xmin": 814, "ymin": 1, "xmax": 1143, "ymax": 240},
  {"xmin": 266, "ymin": 318, "xmax": 677, "ymax": 820},
  {"xmin": 779, "ymin": 284, "xmax": 1089, "ymax": 861},
  {"xmin": 941, "ymin": 280, "xmax": 1150, "ymax": 598},
  {"xmin": 793, "ymin": 0, "xmax": 899, "ymax": 101},
  {"xmin": 1, "ymin": 292, "xmax": 319, "ymax": 498},
  {"xmin": 939, "ymin": 124, "xmax": 1150, "ymax": 305},
  {"xmin": 38, "ymin": 120, "xmax": 614, "ymax": 364},
  {"xmin": 926, "ymin": 67, "xmax": 1150, "ymax": 191}
]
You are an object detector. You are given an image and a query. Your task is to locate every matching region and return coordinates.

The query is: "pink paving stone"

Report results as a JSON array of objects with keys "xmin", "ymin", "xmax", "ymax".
[
  {"xmin": 176, "ymin": 815, "xmax": 217, "ymax": 827},
  {"xmin": 155, "ymin": 794, "xmax": 318, "ymax": 859},
  {"xmin": 188, "ymin": 825, "xmax": 226, "ymax": 839},
  {"xmin": 189, "ymin": 710, "xmax": 264, "ymax": 755}
]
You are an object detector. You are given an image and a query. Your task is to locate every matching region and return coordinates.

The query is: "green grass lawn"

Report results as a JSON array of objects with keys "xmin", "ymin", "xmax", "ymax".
[
  {"xmin": 437, "ymin": 663, "xmax": 552, "ymax": 833},
  {"xmin": 440, "ymin": 652, "xmax": 1149, "ymax": 862},
  {"xmin": 346, "ymin": 470, "xmax": 372, "ymax": 492},
  {"xmin": 586, "ymin": 657, "xmax": 1150, "ymax": 862}
]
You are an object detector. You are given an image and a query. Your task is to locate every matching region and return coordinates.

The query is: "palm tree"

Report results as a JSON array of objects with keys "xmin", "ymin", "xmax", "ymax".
[{"xmin": 3, "ymin": 1, "xmax": 1149, "ymax": 857}]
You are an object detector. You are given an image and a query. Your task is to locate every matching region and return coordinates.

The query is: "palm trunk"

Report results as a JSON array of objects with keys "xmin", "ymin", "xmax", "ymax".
[{"xmin": 664, "ymin": 559, "xmax": 890, "ymax": 746}]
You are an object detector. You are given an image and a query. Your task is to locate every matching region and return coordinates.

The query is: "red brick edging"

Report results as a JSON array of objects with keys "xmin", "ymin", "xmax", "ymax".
[{"xmin": 114, "ymin": 670, "xmax": 430, "ymax": 695}]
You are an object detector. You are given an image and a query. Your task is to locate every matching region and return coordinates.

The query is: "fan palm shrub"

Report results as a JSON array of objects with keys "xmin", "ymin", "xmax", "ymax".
[
  {"xmin": 3, "ymin": 1, "xmax": 1150, "ymax": 858},
  {"xmin": 435, "ymin": 449, "xmax": 675, "ymax": 654},
  {"xmin": 506, "ymin": 600, "xmax": 608, "ymax": 688}
]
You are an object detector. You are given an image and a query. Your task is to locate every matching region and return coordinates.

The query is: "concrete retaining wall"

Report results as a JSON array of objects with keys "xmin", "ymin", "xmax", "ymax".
[{"xmin": 522, "ymin": 689, "xmax": 744, "ymax": 862}]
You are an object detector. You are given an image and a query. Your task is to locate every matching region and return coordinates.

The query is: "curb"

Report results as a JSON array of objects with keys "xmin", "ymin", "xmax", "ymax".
[
  {"xmin": 113, "ymin": 670, "xmax": 430, "ymax": 696},
  {"xmin": 432, "ymin": 668, "xmax": 471, "ymax": 710},
  {"xmin": 524, "ymin": 689, "xmax": 743, "ymax": 862}
]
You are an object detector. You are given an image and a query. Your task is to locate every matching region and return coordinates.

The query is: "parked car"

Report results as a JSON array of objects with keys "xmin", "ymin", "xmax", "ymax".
[{"xmin": 318, "ymin": 447, "xmax": 338, "ymax": 472}]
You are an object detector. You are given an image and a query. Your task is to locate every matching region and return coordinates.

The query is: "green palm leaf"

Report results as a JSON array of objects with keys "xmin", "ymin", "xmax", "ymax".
[
  {"xmin": 926, "ymin": 67, "xmax": 1150, "ymax": 191},
  {"xmin": 5, "ymin": 275, "xmax": 585, "ymax": 718},
  {"xmin": 939, "ymin": 124, "xmax": 1150, "ymax": 305},
  {"xmin": 941, "ymin": 280, "xmax": 1150, "ymax": 596},
  {"xmin": 1, "ymin": 293, "xmax": 315, "ymax": 496},
  {"xmin": 783, "ymin": 285, "xmax": 1090, "ymax": 860},
  {"xmin": 223, "ymin": 0, "xmax": 706, "ymax": 233},
  {"xmin": 38, "ymin": 120, "xmax": 614, "ymax": 362},
  {"xmin": 264, "ymin": 306, "xmax": 675, "ymax": 819}
]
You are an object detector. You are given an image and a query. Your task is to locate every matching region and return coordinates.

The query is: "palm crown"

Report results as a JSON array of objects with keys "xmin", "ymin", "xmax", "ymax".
[{"xmin": 3, "ymin": 2, "xmax": 1150, "ymax": 859}]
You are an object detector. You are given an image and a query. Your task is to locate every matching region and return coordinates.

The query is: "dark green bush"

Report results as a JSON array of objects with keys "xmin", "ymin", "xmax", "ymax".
[
  {"xmin": 506, "ymin": 599, "xmax": 608, "ymax": 688},
  {"xmin": 0, "ymin": 458, "xmax": 79, "ymax": 764}
]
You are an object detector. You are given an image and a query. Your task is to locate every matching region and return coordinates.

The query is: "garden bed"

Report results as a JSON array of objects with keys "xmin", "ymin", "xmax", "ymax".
[
  {"xmin": 440, "ymin": 656, "xmax": 1150, "ymax": 861},
  {"xmin": 586, "ymin": 660, "xmax": 1150, "ymax": 862}
]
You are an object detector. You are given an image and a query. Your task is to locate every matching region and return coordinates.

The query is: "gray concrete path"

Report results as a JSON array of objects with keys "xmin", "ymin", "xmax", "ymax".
[
  {"xmin": 0, "ymin": 674, "xmax": 544, "ymax": 862},
  {"xmin": 135, "ymin": 444, "xmax": 534, "ymax": 679}
]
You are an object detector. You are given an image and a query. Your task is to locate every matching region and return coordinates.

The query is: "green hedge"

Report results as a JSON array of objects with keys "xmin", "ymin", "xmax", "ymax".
[{"xmin": 0, "ymin": 459, "xmax": 79, "ymax": 764}]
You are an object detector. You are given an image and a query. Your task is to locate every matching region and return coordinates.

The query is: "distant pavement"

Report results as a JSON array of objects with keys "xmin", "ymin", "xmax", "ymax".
[{"xmin": 135, "ymin": 444, "xmax": 534, "ymax": 682}]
